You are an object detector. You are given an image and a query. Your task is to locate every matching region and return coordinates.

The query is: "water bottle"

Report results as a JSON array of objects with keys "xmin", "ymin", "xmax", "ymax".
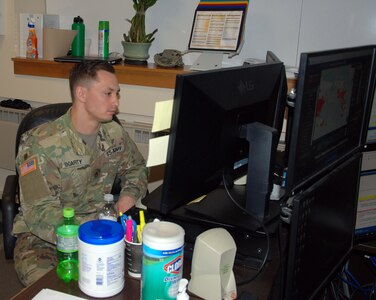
[
  {"xmin": 56, "ymin": 207, "xmax": 79, "ymax": 282},
  {"xmin": 71, "ymin": 16, "xmax": 85, "ymax": 57},
  {"xmin": 98, "ymin": 194, "xmax": 117, "ymax": 221}
]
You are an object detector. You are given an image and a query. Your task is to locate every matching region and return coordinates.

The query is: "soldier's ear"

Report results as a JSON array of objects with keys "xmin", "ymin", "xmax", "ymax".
[{"xmin": 75, "ymin": 85, "xmax": 88, "ymax": 103}]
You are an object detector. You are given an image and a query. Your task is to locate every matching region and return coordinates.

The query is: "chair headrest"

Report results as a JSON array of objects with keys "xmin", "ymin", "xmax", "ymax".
[{"xmin": 16, "ymin": 103, "xmax": 72, "ymax": 155}]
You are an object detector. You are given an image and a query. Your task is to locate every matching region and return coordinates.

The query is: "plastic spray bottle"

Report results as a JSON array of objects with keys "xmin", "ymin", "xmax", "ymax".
[
  {"xmin": 98, "ymin": 21, "xmax": 109, "ymax": 58},
  {"xmin": 26, "ymin": 18, "xmax": 38, "ymax": 59}
]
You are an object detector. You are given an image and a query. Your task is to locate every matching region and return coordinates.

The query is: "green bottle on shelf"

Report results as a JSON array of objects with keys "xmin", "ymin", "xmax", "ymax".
[
  {"xmin": 56, "ymin": 207, "xmax": 79, "ymax": 282},
  {"xmin": 98, "ymin": 21, "xmax": 109, "ymax": 58},
  {"xmin": 71, "ymin": 16, "xmax": 85, "ymax": 57}
]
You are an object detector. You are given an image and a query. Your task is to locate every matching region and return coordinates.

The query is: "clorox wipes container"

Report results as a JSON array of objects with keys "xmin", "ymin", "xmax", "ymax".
[
  {"xmin": 78, "ymin": 220, "xmax": 125, "ymax": 298},
  {"xmin": 141, "ymin": 221, "xmax": 185, "ymax": 300}
]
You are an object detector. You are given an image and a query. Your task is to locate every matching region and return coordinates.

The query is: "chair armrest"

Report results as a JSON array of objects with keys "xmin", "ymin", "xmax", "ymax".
[{"xmin": 2, "ymin": 174, "xmax": 19, "ymax": 259}]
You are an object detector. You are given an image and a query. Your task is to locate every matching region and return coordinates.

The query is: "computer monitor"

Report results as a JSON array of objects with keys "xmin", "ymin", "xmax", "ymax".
[
  {"xmin": 365, "ymin": 91, "xmax": 376, "ymax": 144},
  {"xmin": 188, "ymin": 7, "xmax": 247, "ymax": 70},
  {"xmin": 144, "ymin": 59, "xmax": 287, "ymax": 229},
  {"xmin": 355, "ymin": 73, "xmax": 376, "ymax": 242},
  {"xmin": 356, "ymin": 161, "xmax": 376, "ymax": 240},
  {"xmin": 285, "ymin": 45, "xmax": 376, "ymax": 196},
  {"xmin": 283, "ymin": 153, "xmax": 361, "ymax": 300},
  {"xmin": 266, "ymin": 50, "xmax": 282, "ymax": 63}
]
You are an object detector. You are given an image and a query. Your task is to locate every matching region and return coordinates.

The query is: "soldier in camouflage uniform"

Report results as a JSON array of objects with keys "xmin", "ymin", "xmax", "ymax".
[{"xmin": 13, "ymin": 61, "xmax": 148, "ymax": 286}]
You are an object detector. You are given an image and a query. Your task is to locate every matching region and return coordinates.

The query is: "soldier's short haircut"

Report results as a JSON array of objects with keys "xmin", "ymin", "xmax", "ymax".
[{"xmin": 69, "ymin": 61, "xmax": 115, "ymax": 101}]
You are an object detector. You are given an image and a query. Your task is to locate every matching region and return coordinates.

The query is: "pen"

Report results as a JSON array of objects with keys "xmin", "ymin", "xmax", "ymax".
[
  {"xmin": 119, "ymin": 212, "xmax": 126, "ymax": 233},
  {"xmin": 126, "ymin": 219, "xmax": 133, "ymax": 242}
]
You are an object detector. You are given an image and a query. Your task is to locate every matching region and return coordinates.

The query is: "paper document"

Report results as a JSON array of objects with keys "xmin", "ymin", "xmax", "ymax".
[
  {"xmin": 147, "ymin": 135, "xmax": 169, "ymax": 167},
  {"xmin": 152, "ymin": 99, "xmax": 173, "ymax": 133},
  {"xmin": 32, "ymin": 288, "xmax": 87, "ymax": 300}
]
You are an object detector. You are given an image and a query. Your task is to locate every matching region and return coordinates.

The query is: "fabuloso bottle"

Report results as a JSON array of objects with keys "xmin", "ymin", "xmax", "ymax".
[
  {"xmin": 141, "ymin": 221, "xmax": 185, "ymax": 300},
  {"xmin": 98, "ymin": 21, "xmax": 109, "ymax": 58},
  {"xmin": 26, "ymin": 18, "xmax": 38, "ymax": 59}
]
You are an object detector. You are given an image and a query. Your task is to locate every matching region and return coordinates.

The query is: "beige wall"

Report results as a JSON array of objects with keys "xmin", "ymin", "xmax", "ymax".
[{"xmin": 0, "ymin": 0, "xmax": 173, "ymax": 120}]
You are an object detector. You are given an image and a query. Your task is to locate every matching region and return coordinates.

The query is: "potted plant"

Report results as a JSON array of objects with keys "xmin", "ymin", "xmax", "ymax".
[{"xmin": 122, "ymin": 0, "xmax": 158, "ymax": 63}]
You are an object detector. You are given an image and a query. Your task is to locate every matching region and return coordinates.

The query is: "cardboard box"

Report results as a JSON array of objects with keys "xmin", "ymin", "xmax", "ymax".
[
  {"xmin": 19, "ymin": 13, "xmax": 59, "ymax": 58},
  {"xmin": 43, "ymin": 28, "xmax": 76, "ymax": 60}
]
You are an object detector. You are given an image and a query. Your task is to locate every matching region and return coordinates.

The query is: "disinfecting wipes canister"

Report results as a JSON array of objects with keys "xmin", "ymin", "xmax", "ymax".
[
  {"xmin": 78, "ymin": 220, "xmax": 125, "ymax": 298},
  {"xmin": 141, "ymin": 221, "xmax": 185, "ymax": 300}
]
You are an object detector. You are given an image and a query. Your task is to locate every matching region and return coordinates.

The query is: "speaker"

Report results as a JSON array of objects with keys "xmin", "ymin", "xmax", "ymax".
[{"xmin": 188, "ymin": 228, "xmax": 237, "ymax": 300}]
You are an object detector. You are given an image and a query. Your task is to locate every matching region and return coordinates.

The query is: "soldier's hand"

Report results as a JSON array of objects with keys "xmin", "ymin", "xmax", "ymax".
[{"xmin": 116, "ymin": 195, "xmax": 136, "ymax": 213}]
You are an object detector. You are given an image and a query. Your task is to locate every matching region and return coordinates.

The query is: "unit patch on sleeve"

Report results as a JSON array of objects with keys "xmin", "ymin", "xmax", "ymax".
[{"xmin": 20, "ymin": 158, "xmax": 37, "ymax": 176}]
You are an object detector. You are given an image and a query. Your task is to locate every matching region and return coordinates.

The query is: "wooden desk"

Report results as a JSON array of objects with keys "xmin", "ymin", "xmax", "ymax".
[{"xmin": 11, "ymin": 239, "xmax": 282, "ymax": 300}]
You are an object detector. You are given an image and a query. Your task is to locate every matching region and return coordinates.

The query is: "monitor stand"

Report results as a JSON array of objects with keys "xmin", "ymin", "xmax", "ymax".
[
  {"xmin": 143, "ymin": 122, "xmax": 281, "ymax": 269},
  {"xmin": 143, "ymin": 184, "xmax": 281, "ymax": 269},
  {"xmin": 190, "ymin": 51, "xmax": 224, "ymax": 71}
]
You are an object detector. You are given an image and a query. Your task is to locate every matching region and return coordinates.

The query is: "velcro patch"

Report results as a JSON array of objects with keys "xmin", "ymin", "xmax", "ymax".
[
  {"xmin": 105, "ymin": 145, "xmax": 124, "ymax": 157},
  {"xmin": 62, "ymin": 156, "xmax": 90, "ymax": 169},
  {"xmin": 20, "ymin": 158, "xmax": 37, "ymax": 176}
]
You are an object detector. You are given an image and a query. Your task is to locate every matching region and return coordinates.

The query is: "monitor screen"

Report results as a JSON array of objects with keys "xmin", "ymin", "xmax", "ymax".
[
  {"xmin": 144, "ymin": 61, "xmax": 287, "ymax": 220},
  {"xmin": 285, "ymin": 45, "xmax": 376, "ymax": 195},
  {"xmin": 284, "ymin": 153, "xmax": 361, "ymax": 300},
  {"xmin": 355, "ymin": 150, "xmax": 376, "ymax": 240},
  {"xmin": 188, "ymin": 8, "xmax": 246, "ymax": 53}
]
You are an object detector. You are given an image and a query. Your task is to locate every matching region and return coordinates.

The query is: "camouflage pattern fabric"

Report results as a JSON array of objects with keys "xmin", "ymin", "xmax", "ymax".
[
  {"xmin": 13, "ymin": 108, "xmax": 148, "ymax": 285},
  {"xmin": 14, "ymin": 232, "xmax": 57, "ymax": 286}
]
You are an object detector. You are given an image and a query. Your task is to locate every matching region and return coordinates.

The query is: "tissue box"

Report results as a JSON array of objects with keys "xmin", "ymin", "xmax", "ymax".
[{"xmin": 19, "ymin": 13, "xmax": 59, "ymax": 58}]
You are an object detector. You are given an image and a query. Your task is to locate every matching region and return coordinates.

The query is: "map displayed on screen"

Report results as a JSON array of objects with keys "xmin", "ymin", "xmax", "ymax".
[{"xmin": 312, "ymin": 66, "xmax": 353, "ymax": 141}]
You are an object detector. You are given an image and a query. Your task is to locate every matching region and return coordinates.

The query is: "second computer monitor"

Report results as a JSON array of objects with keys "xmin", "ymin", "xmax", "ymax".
[{"xmin": 285, "ymin": 45, "xmax": 376, "ymax": 196}]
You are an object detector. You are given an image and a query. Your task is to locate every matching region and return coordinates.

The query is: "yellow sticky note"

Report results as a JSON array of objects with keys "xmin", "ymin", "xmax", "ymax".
[
  {"xmin": 152, "ymin": 99, "xmax": 173, "ymax": 133},
  {"xmin": 146, "ymin": 135, "xmax": 169, "ymax": 167}
]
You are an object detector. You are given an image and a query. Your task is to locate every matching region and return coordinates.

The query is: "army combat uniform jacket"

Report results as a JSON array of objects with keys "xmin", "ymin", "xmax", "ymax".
[{"xmin": 13, "ymin": 109, "xmax": 148, "ymax": 245}]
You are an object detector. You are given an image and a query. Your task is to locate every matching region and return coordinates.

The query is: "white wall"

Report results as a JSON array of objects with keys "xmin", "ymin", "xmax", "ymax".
[
  {"xmin": 46, "ymin": 0, "xmax": 376, "ymax": 67},
  {"xmin": 298, "ymin": 0, "xmax": 376, "ymax": 62},
  {"xmin": 46, "ymin": 0, "xmax": 301, "ymax": 66},
  {"xmin": 1, "ymin": 0, "xmax": 376, "ymax": 105},
  {"xmin": 0, "ymin": 0, "xmax": 174, "ymax": 117}
]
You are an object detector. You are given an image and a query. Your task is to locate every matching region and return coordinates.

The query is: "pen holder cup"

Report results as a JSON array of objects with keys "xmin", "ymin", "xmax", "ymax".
[{"xmin": 124, "ymin": 239, "xmax": 142, "ymax": 278}]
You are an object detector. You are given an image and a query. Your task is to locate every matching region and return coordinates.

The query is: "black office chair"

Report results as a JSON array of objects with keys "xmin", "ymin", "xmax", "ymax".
[{"xmin": 1, "ymin": 103, "xmax": 122, "ymax": 259}]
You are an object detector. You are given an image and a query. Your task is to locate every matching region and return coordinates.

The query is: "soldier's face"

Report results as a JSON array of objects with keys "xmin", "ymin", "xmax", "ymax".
[{"xmin": 83, "ymin": 70, "xmax": 120, "ymax": 122}]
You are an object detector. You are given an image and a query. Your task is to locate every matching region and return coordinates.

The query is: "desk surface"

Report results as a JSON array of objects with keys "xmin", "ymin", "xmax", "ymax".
[{"xmin": 11, "ymin": 241, "xmax": 282, "ymax": 300}]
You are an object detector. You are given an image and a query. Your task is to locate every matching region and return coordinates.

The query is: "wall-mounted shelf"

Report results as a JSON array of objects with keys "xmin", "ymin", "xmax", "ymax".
[
  {"xmin": 12, "ymin": 57, "xmax": 189, "ymax": 89},
  {"xmin": 12, "ymin": 57, "xmax": 296, "ymax": 91}
]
